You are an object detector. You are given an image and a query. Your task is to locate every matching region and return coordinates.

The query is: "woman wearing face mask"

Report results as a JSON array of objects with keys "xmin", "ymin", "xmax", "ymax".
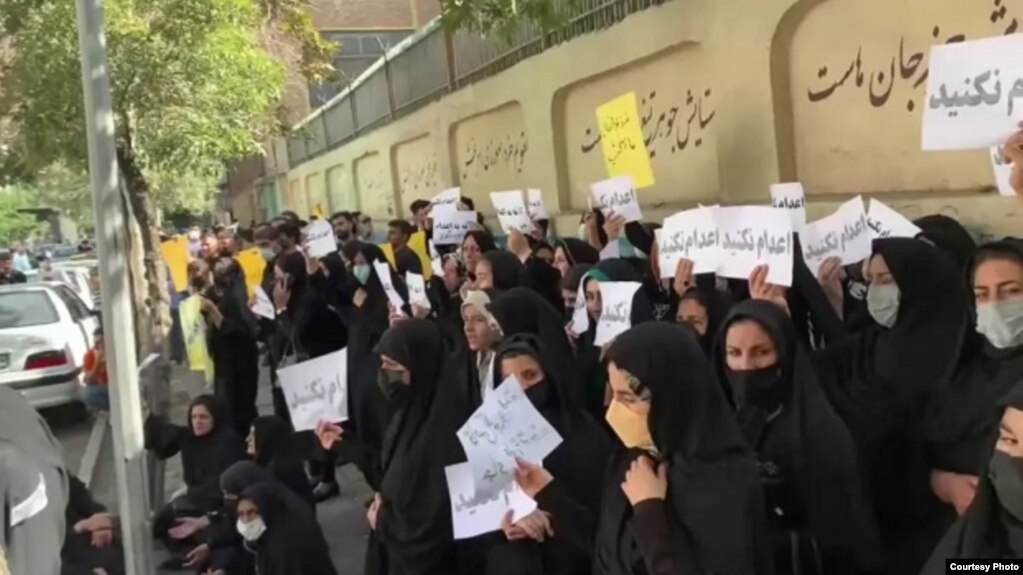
[
  {"xmin": 237, "ymin": 482, "xmax": 338, "ymax": 575},
  {"xmin": 146, "ymin": 396, "xmax": 246, "ymax": 557},
  {"xmin": 481, "ymin": 335, "xmax": 614, "ymax": 575},
  {"xmin": 201, "ymin": 257, "xmax": 260, "ymax": 436},
  {"xmin": 920, "ymin": 382, "xmax": 1023, "ymax": 572},
  {"xmin": 921, "ymin": 239, "xmax": 1023, "ymax": 519},
  {"xmin": 590, "ymin": 322, "xmax": 772, "ymax": 575},
  {"xmin": 552, "ymin": 238, "xmax": 600, "ymax": 278},
  {"xmin": 713, "ymin": 300, "xmax": 883, "ymax": 574}
]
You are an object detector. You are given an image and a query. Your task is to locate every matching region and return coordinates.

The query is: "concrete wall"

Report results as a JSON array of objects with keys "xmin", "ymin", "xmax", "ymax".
[{"xmin": 270, "ymin": 0, "xmax": 1022, "ymax": 240}]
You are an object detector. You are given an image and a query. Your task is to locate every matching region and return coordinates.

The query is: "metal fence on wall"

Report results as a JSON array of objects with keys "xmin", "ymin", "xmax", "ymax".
[{"xmin": 286, "ymin": 0, "xmax": 671, "ymax": 167}]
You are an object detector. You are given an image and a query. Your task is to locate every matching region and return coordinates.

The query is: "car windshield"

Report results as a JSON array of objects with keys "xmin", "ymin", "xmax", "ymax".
[{"xmin": 0, "ymin": 292, "xmax": 59, "ymax": 328}]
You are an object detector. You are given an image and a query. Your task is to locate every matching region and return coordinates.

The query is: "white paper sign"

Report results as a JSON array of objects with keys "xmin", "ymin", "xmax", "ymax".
[
  {"xmin": 490, "ymin": 191, "xmax": 534, "ymax": 234},
  {"xmin": 599, "ymin": 240, "xmax": 621, "ymax": 260},
  {"xmin": 714, "ymin": 206, "xmax": 795, "ymax": 287},
  {"xmin": 433, "ymin": 210, "xmax": 478, "ymax": 246},
  {"xmin": 922, "ymin": 34, "xmax": 1023, "ymax": 151},
  {"xmin": 770, "ymin": 183, "xmax": 807, "ymax": 232},
  {"xmin": 867, "ymin": 199, "xmax": 922, "ymax": 239},
  {"xmin": 432, "ymin": 257, "xmax": 445, "ymax": 278},
  {"xmin": 302, "ymin": 219, "xmax": 337, "ymax": 259},
  {"xmin": 800, "ymin": 196, "xmax": 873, "ymax": 278},
  {"xmin": 992, "ymin": 146, "xmax": 1019, "ymax": 196},
  {"xmin": 430, "ymin": 188, "xmax": 462, "ymax": 216},
  {"xmin": 373, "ymin": 260, "xmax": 407, "ymax": 312},
  {"xmin": 277, "ymin": 348, "xmax": 348, "ymax": 432},
  {"xmin": 590, "ymin": 176, "xmax": 642, "ymax": 223},
  {"xmin": 444, "ymin": 462, "xmax": 537, "ymax": 540},
  {"xmin": 250, "ymin": 286, "xmax": 275, "ymax": 320},
  {"xmin": 657, "ymin": 207, "xmax": 720, "ymax": 279},
  {"xmin": 405, "ymin": 272, "xmax": 431, "ymax": 309},
  {"xmin": 594, "ymin": 281, "xmax": 642, "ymax": 347},
  {"xmin": 569, "ymin": 280, "xmax": 590, "ymax": 335},
  {"xmin": 457, "ymin": 377, "xmax": 563, "ymax": 498},
  {"xmin": 526, "ymin": 188, "xmax": 549, "ymax": 220}
]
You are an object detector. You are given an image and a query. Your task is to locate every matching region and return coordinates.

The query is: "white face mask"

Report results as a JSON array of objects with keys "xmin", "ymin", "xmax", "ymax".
[
  {"xmin": 867, "ymin": 283, "xmax": 901, "ymax": 328},
  {"xmin": 976, "ymin": 298, "xmax": 1023, "ymax": 349},
  {"xmin": 236, "ymin": 517, "xmax": 267, "ymax": 542}
]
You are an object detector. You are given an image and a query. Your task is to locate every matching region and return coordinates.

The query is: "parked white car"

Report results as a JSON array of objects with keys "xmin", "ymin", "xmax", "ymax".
[{"xmin": 0, "ymin": 283, "xmax": 99, "ymax": 409}]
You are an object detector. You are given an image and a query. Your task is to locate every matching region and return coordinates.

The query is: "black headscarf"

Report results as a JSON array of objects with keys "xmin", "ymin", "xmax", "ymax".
[
  {"xmin": 915, "ymin": 214, "xmax": 977, "ymax": 271},
  {"xmin": 488, "ymin": 288, "xmax": 585, "ymax": 408},
  {"xmin": 276, "ymin": 252, "xmax": 310, "ymax": 313},
  {"xmin": 679, "ymin": 286, "xmax": 734, "ymax": 355},
  {"xmin": 220, "ymin": 460, "xmax": 275, "ymax": 496},
  {"xmin": 251, "ymin": 415, "xmax": 315, "ymax": 508},
  {"xmin": 373, "ymin": 319, "xmax": 463, "ymax": 575},
  {"xmin": 481, "ymin": 250, "xmax": 525, "ymax": 291},
  {"xmin": 712, "ymin": 300, "xmax": 883, "ymax": 570},
  {"xmin": 553, "ymin": 238, "xmax": 599, "ymax": 268},
  {"xmin": 240, "ymin": 482, "xmax": 338, "ymax": 575},
  {"xmin": 921, "ymin": 382, "xmax": 1023, "ymax": 572},
  {"xmin": 561, "ymin": 263, "xmax": 593, "ymax": 293},
  {"xmin": 464, "ymin": 230, "xmax": 498, "ymax": 254},
  {"xmin": 596, "ymin": 322, "xmax": 771, "ymax": 575}
]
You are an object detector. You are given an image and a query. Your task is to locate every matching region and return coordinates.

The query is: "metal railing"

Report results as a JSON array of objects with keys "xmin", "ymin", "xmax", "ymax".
[{"xmin": 286, "ymin": 0, "xmax": 671, "ymax": 167}]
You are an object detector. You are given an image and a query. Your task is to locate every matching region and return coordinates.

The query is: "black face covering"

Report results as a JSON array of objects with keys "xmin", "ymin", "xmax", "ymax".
[
  {"xmin": 990, "ymin": 451, "xmax": 1023, "ymax": 522},
  {"xmin": 726, "ymin": 365, "xmax": 786, "ymax": 412},
  {"xmin": 525, "ymin": 380, "xmax": 551, "ymax": 410},
  {"xmin": 378, "ymin": 370, "xmax": 409, "ymax": 403}
]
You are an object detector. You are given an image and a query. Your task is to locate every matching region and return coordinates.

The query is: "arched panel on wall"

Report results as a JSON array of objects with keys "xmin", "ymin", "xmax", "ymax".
[
  {"xmin": 286, "ymin": 179, "xmax": 309, "ymax": 217},
  {"xmin": 776, "ymin": 0, "xmax": 1021, "ymax": 196},
  {"xmin": 353, "ymin": 151, "xmax": 398, "ymax": 220},
  {"xmin": 392, "ymin": 133, "xmax": 446, "ymax": 216},
  {"xmin": 305, "ymin": 172, "xmax": 328, "ymax": 216},
  {"xmin": 449, "ymin": 102, "xmax": 531, "ymax": 215},
  {"xmin": 555, "ymin": 43, "xmax": 718, "ymax": 211},
  {"xmin": 326, "ymin": 164, "xmax": 358, "ymax": 212}
]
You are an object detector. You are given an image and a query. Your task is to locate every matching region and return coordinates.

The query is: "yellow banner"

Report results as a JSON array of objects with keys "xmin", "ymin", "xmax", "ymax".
[
  {"xmin": 409, "ymin": 231, "xmax": 432, "ymax": 281},
  {"xmin": 160, "ymin": 236, "xmax": 190, "ymax": 293},
  {"xmin": 313, "ymin": 203, "xmax": 326, "ymax": 219},
  {"xmin": 596, "ymin": 92, "xmax": 656, "ymax": 189},
  {"xmin": 234, "ymin": 248, "xmax": 266, "ymax": 297},
  {"xmin": 179, "ymin": 295, "xmax": 211, "ymax": 380}
]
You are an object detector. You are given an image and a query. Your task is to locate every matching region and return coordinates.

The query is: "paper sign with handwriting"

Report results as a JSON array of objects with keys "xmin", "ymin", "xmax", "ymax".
[
  {"xmin": 714, "ymin": 207, "xmax": 794, "ymax": 287},
  {"xmin": 657, "ymin": 207, "xmax": 720, "ymax": 279},
  {"xmin": 594, "ymin": 281, "xmax": 642, "ymax": 347},
  {"xmin": 405, "ymin": 272, "xmax": 431, "ymax": 309},
  {"xmin": 278, "ymin": 348, "xmax": 348, "ymax": 432},
  {"xmin": 302, "ymin": 219, "xmax": 337, "ymax": 258},
  {"xmin": 596, "ymin": 92, "xmax": 655, "ymax": 188},
  {"xmin": 250, "ymin": 286, "xmax": 275, "ymax": 320},
  {"xmin": 591, "ymin": 176, "xmax": 642, "ymax": 223},
  {"xmin": 770, "ymin": 183, "xmax": 807, "ymax": 231},
  {"xmin": 490, "ymin": 191, "xmax": 533, "ymax": 234},
  {"xmin": 526, "ymin": 189, "xmax": 549, "ymax": 220},
  {"xmin": 992, "ymin": 146, "xmax": 1019, "ymax": 196},
  {"xmin": 430, "ymin": 188, "xmax": 461, "ymax": 216},
  {"xmin": 922, "ymin": 34, "xmax": 1023, "ymax": 151},
  {"xmin": 457, "ymin": 376, "xmax": 563, "ymax": 498},
  {"xmin": 801, "ymin": 196, "xmax": 873, "ymax": 278},
  {"xmin": 599, "ymin": 240, "xmax": 621, "ymax": 260},
  {"xmin": 445, "ymin": 462, "xmax": 537, "ymax": 540},
  {"xmin": 867, "ymin": 199, "xmax": 922, "ymax": 239},
  {"xmin": 569, "ymin": 280, "xmax": 590, "ymax": 335},
  {"xmin": 433, "ymin": 210, "xmax": 478, "ymax": 246},
  {"xmin": 373, "ymin": 260, "xmax": 407, "ymax": 312}
]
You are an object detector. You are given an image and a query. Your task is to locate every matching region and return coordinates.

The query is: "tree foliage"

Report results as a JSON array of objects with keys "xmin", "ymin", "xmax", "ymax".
[
  {"xmin": 438, "ymin": 0, "xmax": 570, "ymax": 39},
  {"xmin": 0, "ymin": 185, "xmax": 46, "ymax": 245}
]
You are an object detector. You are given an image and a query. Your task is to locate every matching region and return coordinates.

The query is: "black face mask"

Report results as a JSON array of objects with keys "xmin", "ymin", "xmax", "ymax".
[
  {"xmin": 525, "ymin": 380, "xmax": 551, "ymax": 410},
  {"xmin": 990, "ymin": 451, "xmax": 1023, "ymax": 522},
  {"xmin": 377, "ymin": 370, "xmax": 409, "ymax": 403},
  {"xmin": 726, "ymin": 366, "xmax": 786, "ymax": 412}
]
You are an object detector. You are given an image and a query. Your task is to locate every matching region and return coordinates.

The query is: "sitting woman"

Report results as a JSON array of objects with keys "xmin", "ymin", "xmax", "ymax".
[
  {"xmin": 145, "ymin": 395, "xmax": 246, "ymax": 551},
  {"xmin": 237, "ymin": 482, "xmax": 338, "ymax": 575},
  {"xmin": 248, "ymin": 415, "xmax": 315, "ymax": 509}
]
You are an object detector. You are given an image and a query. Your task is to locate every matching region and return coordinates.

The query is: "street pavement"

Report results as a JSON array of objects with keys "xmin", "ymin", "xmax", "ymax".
[{"xmin": 53, "ymin": 364, "xmax": 372, "ymax": 574}]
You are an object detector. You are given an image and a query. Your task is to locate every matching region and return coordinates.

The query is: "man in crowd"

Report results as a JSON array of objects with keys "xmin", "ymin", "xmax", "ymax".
[
  {"xmin": 0, "ymin": 252, "xmax": 27, "ymax": 285},
  {"xmin": 387, "ymin": 219, "xmax": 422, "ymax": 275},
  {"xmin": 330, "ymin": 212, "xmax": 355, "ymax": 244},
  {"xmin": 410, "ymin": 199, "xmax": 431, "ymax": 233}
]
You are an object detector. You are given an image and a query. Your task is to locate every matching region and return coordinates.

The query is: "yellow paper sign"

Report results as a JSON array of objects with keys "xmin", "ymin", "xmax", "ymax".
[
  {"xmin": 179, "ymin": 295, "xmax": 212, "ymax": 379},
  {"xmin": 409, "ymin": 231, "xmax": 432, "ymax": 281},
  {"xmin": 160, "ymin": 236, "xmax": 190, "ymax": 292},
  {"xmin": 234, "ymin": 248, "xmax": 266, "ymax": 297},
  {"xmin": 313, "ymin": 203, "xmax": 326, "ymax": 219},
  {"xmin": 596, "ymin": 92, "xmax": 655, "ymax": 189},
  {"xmin": 379, "ymin": 243, "xmax": 397, "ymax": 269}
]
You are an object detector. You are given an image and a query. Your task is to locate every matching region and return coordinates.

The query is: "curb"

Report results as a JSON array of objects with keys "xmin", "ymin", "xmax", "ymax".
[{"xmin": 79, "ymin": 411, "xmax": 108, "ymax": 488}]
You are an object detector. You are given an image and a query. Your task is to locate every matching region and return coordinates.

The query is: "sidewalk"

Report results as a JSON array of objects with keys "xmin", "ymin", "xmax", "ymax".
[{"xmin": 152, "ymin": 364, "xmax": 373, "ymax": 573}]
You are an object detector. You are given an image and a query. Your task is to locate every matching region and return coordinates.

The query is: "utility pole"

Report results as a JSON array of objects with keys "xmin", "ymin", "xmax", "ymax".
[{"xmin": 73, "ymin": 0, "xmax": 154, "ymax": 573}]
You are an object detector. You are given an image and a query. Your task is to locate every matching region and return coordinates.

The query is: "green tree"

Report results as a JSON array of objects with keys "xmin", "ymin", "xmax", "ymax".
[
  {"xmin": 0, "ymin": 0, "xmax": 334, "ymax": 355},
  {"xmin": 438, "ymin": 0, "xmax": 569, "ymax": 38},
  {"xmin": 0, "ymin": 185, "xmax": 46, "ymax": 245}
]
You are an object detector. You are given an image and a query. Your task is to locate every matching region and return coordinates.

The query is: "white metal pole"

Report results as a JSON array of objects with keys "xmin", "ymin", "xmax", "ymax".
[{"xmin": 73, "ymin": 0, "xmax": 154, "ymax": 573}]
